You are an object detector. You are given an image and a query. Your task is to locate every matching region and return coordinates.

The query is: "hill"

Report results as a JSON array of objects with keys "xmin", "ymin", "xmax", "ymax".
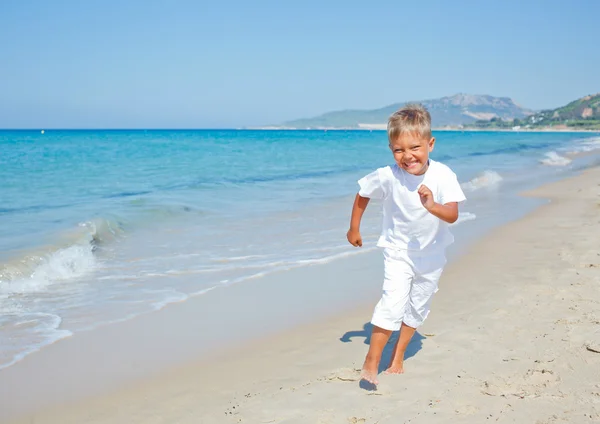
[
  {"xmin": 278, "ymin": 94, "xmax": 533, "ymax": 129},
  {"xmin": 468, "ymin": 93, "xmax": 600, "ymax": 130}
]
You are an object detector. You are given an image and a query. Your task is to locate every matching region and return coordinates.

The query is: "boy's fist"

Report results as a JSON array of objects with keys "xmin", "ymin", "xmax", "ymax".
[
  {"xmin": 418, "ymin": 184, "xmax": 435, "ymax": 210},
  {"xmin": 346, "ymin": 229, "xmax": 363, "ymax": 247}
]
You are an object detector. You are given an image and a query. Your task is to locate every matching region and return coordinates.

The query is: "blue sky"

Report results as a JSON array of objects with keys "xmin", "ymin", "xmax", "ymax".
[{"xmin": 0, "ymin": 0, "xmax": 598, "ymax": 128}]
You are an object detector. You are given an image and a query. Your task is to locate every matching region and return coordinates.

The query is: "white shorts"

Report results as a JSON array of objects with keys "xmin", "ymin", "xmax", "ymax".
[{"xmin": 371, "ymin": 248, "xmax": 446, "ymax": 331}]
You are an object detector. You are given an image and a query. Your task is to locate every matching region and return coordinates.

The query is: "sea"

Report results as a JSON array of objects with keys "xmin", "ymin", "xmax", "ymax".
[{"xmin": 1, "ymin": 129, "xmax": 599, "ymax": 370}]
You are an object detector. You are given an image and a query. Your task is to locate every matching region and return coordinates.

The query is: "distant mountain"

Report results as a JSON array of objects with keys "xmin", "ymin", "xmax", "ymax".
[
  {"xmin": 469, "ymin": 93, "xmax": 600, "ymax": 130},
  {"xmin": 278, "ymin": 94, "xmax": 533, "ymax": 129}
]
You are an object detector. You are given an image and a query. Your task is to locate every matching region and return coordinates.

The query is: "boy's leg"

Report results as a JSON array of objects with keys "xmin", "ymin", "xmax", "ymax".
[
  {"xmin": 363, "ymin": 249, "xmax": 412, "ymax": 384},
  {"xmin": 361, "ymin": 325, "xmax": 392, "ymax": 384},
  {"xmin": 386, "ymin": 253, "xmax": 445, "ymax": 373},
  {"xmin": 385, "ymin": 322, "xmax": 416, "ymax": 374}
]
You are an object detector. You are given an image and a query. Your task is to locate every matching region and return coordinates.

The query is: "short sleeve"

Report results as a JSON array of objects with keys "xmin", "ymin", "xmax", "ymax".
[
  {"xmin": 439, "ymin": 171, "xmax": 466, "ymax": 205},
  {"xmin": 358, "ymin": 168, "xmax": 386, "ymax": 200}
]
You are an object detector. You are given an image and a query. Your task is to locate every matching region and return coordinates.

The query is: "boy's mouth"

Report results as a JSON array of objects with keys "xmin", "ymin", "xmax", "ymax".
[{"xmin": 403, "ymin": 161, "xmax": 419, "ymax": 169}]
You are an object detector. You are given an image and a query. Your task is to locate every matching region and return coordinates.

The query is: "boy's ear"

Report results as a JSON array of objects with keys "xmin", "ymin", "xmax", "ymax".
[{"xmin": 428, "ymin": 137, "xmax": 436, "ymax": 152}]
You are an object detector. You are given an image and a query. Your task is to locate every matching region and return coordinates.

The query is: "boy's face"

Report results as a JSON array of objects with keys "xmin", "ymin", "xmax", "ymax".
[{"xmin": 389, "ymin": 133, "xmax": 435, "ymax": 176}]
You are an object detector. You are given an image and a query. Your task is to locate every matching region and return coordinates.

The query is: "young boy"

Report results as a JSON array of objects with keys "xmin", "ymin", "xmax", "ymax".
[{"xmin": 346, "ymin": 104, "xmax": 466, "ymax": 385}]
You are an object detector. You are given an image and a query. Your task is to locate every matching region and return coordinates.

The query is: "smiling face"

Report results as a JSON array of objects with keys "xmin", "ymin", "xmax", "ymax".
[{"xmin": 389, "ymin": 133, "xmax": 435, "ymax": 175}]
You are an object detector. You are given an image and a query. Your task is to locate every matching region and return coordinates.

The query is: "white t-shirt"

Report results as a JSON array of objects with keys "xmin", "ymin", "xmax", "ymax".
[{"xmin": 358, "ymin": 159, "xmax": 466, "ymax": 252}]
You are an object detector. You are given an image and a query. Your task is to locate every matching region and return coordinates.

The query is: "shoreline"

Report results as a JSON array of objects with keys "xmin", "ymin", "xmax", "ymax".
[
  {"xmin": 1, "ymin": 166, "xmax": 599, "ymax": 423},
  {"xmin": 246, "ymin": 126, "xmax": 600, "ymax": 133},
  {"xmin": 2, "ymin": 127, "xmax": 600, "ymax": 133}
]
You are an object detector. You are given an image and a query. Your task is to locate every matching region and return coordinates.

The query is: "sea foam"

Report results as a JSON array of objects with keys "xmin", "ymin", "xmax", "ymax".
[
  {"xmin": 540, "ymin": 151, "xmax": 572, "ymax": 166},
  {"xmin": 452, "ymin": 212, "xmax": 477, "ymax": 226},
  {"xmin": 461, "ymin": 170, "xmax": 503, "ymax": 192},
  {"xmin": 567, "ymin": 136, "xmax": 600, "ymax": 154},
  {"xmin": 0, "ymin": 312, "xmax": 73, "ymax": 370}
]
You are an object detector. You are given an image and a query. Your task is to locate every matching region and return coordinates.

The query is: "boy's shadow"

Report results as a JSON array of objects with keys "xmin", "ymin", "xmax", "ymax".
[{"xmin": 340, "ymin": 322, "xmax": 426, "ymax": 390}]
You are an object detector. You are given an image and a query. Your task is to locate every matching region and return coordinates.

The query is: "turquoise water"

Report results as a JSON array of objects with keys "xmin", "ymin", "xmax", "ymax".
[{"xmin": 1, "ymin": 129, "xmax": 599, "ymax": 369}]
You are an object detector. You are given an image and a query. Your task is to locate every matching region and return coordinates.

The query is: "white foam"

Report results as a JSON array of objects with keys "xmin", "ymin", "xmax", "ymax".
[
  {"xmin": 566, "ymin": 136, "xmax": 600, "ymax": 154},
  {"xmin": 189, "ymin": 286, "xmax": 219, "ymax": 297},
  {"xmin": 215, "ymin": 247, "xmax": 378, "ymax": 288},
  {"xmin": 452, "ymin": 212, "xmax": 477, "ymax": 226},
  {"xmin": 0, "ymin": 241, "xmax": 95, "ymax": 369},
  {"xmin": 540, "ymin": 151, "xmax": 572, "ymax": 166},
  {"xmin": 0, "ymin": 243, "xmax": 96, "ymax": 295},
  {"xmin": 211, "ymin": 254, "xmax": 272, "ymax": 262},
  {"xmin": 0, "ymin": 313, "xmax": 73, "ymax": 370},
  {"xmin": 0, "ymin": 217, "xmax": 113, "ymax": 290},
  {"xmin": 461, "ymin": 170, "xmax": 503, "ymax": 192},
  {"xmin": 148, "ymin": 289, "xmax": 190, "ymax": 311}
]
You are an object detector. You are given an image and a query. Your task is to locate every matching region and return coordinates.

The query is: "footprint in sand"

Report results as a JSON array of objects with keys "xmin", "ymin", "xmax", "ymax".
[
  {"xmin": 585, "ymin": 340, "xmax": 600, "ymax": 353},
  {"xmin": 454, "ymin": 405, "xmax": 479, "ymax": 416},
  {"xmin": 523, "ymin": 368, "xmax": 559, "ymax": 386},
  {"xmin": 583, "ymin": 312, "xmax": 600, "ymax": 325},
  {"xmin": 327, "ymin": 368, "xmax": 362, "ymax": 382},
  {"xmin": 534, "ymin": 351, "xmax": 557, "ymax": 364},
  {"xmin": 481, "ymin": 367, "xmax": 560, "ymax": 398},
  {"xmin": 534, "ymin": 414, "xmax": 566, "ymax": 424}
]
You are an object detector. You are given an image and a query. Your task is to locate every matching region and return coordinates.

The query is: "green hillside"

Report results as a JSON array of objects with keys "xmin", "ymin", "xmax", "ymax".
[{"xmin": 469, "ymin": 93, "xmax": 600, "ymax": 130}]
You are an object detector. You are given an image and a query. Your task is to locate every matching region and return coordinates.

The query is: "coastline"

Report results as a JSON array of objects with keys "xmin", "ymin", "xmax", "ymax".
[
  {"xmin": 246, "ymin": 126, "xmax": 600, "ymax": 133},
  {"xmin": 1, "ymin": 166, "xmax": 599, "ymax": 423},
  {"xmin": 2, "ymin": 127, "xmax": 599, "ymax": 133}
]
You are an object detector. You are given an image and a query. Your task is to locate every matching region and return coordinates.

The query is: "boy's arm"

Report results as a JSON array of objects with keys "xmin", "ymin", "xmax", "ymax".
[
  {"xmin": 347, "ymin": 194, "xmax": 370, "ymax": 247},
  {"xmin": 426, "ymin": 201, "xmax": 459, "ymax": 224},
  {"xmin": 418, "ymin": 185, "xmax": 459, "ymax": 224}
]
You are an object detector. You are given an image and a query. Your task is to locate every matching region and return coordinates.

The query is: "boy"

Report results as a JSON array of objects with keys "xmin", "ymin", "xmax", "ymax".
[{"xmin": 346, "ymin": 104, "xmax": 465, "ymax": 385}]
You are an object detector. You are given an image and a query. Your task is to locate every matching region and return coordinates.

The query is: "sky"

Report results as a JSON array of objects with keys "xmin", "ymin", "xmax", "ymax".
[{"xmin": 0, "ymin": 0, "xmax": 598, "ymax": 128}]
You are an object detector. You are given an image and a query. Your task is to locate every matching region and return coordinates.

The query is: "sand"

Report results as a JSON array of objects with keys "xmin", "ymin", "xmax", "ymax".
[{"xmin": 2, "ymin": 167, "xmax": 599, "ymax": 424}]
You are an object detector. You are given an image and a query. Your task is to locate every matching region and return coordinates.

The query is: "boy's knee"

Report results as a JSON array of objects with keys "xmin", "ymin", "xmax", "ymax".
[
  {"xmin": 402, "ymin": 314, "xmax": 426, "ymax": 328},
  {"xmin": 403, "ymin": 299, "xmax": 435, "ymax": 328},
  {"xmin": 371, "ymin": 315, "xmax": 402, "ymax": 332}
]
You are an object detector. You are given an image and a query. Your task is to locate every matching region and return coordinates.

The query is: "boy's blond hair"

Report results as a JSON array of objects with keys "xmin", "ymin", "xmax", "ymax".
[{"xmin": 387, "ymin": 104, "xmax": 432, "ymax": 142}]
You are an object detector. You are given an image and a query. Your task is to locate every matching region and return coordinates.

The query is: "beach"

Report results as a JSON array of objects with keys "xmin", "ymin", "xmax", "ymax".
[
  {"xmin": 2, "ymin": 1, "xmax": 599, "ymax": 421},
  {"xmin": 2, "ymin": 164, "xmax": 599, "ymax": 423}
]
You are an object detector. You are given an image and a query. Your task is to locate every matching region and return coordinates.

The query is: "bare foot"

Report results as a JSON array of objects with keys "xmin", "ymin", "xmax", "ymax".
[
  {"xmin": 360, "ymin": 357, "xmax": 379, "ymax": 384},
  {"xmin": 384, "ymin": 361, "xmax": 404, "ymax": 374}
]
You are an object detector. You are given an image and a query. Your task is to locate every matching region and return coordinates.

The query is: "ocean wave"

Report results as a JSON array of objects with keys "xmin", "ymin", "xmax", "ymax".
[
  {"xmin": 463, "ymin": 142, "xmax": 553, "ymax": 159},
  {"xmin": 452, "ymin": 212, "xmax": 477, "ymax": 226},
  {"xmin": 0, "ymin": 218, "xmax": 122, "ymax": 291},
  {"xmin": 0, "ymin": 218, "xmax": 122, "ymax": 370},
  {"xmin": 461, "ymin": 170, "xmax": 503, "ymax": 192},
  {"xmin": 540, "ymin": 151, "xmax": 572, "ymax": 166},
  {"xmin": 566, "ymin": 136, "xmax": 600, "ymax": 154}
]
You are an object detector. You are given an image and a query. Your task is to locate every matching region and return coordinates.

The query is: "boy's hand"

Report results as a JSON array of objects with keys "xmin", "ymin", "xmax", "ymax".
[
  {"xmin": 346, "ymin": 229, "xmax": 363, "ymax": 247},
  {"xmin": 418, "ymin": 184, "xmax": 435, "ymax": 210}
]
